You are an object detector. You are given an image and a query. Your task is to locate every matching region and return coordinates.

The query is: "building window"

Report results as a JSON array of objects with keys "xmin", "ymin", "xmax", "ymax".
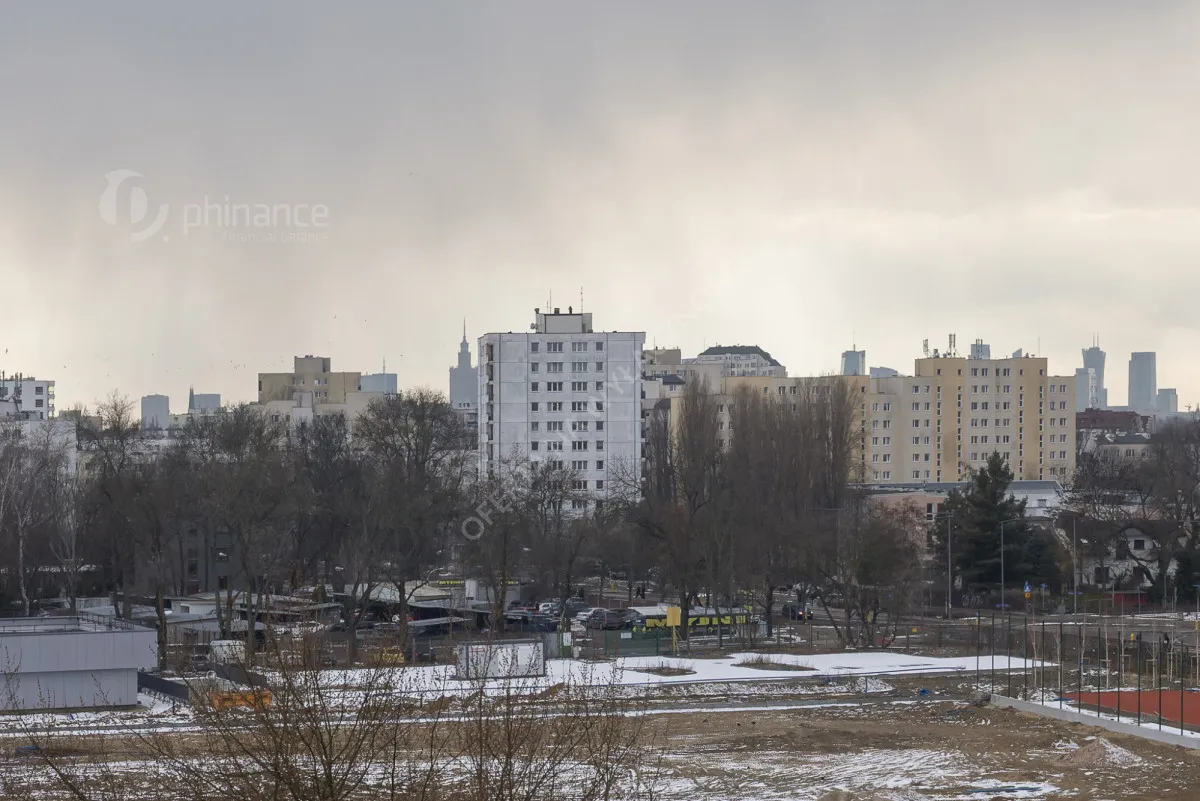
[
  {"xmin": 595, "ymin": 381, "xmax": 604, "ymax": 391},
  {"xmin": 572, "ymin": 341, "xmax": 587, "ymax": 352},
  {"xmin": 572, "ymin": 421, "xmax": 589, "ymax": 431},
  {"xmin": 595, "ymin": 401, "xmax": 603, "ymax": 411},
  {"xmin": 548, "ymin": 382, "xmax": 563, "ymax": 392},
  {"xmin": 531, "ymin": 362, "xmax": 540, "ymax": 373},
  {"xmin": 1133, "ymin": 538, "xmax": 1146, "ymax": 551},
  {"xmin": 531, "ymin": 441, "xmax": 540, "ymax": 451},
  {"xmin": 547, "ymin": 342, "xmax": 563, "ymax": 353},
  {"xmin": 548, "ymin": 362, "xmax": 563, "ymax": 373},
  {"xmin": 531, "ymin": 422, "xmax": 540, "ymax": 432},
  {"xmin": 596, "ymin": 480, "xmax": 604, "ymax": 490},
  {"xmin": 572, "ymin": 401, "xmax": 587, "ymax": 412},
  {"xmin": 547, "ymin": 441, "xmax": 563, "ymax": 451},
  {"xmin": 596, "ymin": 440, "xmax": 604, "ymax": 450},
  {"xmin": 596, "ymin": 460, "xmax": 604, "ymax": 470},
  {"xmin": 531, "ymin": 382, "xmax": 539, "ymax": 392},
  {"xmin": 547, "ymin": 421, "xmax": 563, "ymax": 431},
  {"xmin": 548, "ymin": 402, "xmax": 562, "ymax": 412},
  {"xmin": 572, "ymin": 361, "xmax": 587, "ymax": 372},
  {"xmin": 596, "ymin": 421, "xmax": 604, "ymax": 431},
  {"xmin": 596, "ymin": 362, "xmax": 604, "ymax": 372},
  {"xmin": 531, "ymin": 342, "xmax": 540, "ymax": 352}
]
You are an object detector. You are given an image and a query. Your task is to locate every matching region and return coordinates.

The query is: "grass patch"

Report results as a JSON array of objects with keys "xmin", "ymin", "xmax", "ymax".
[
  {"xmin": 629, "ymin": 660, "xmax": 695, "ymax": 677},
  {"xmin": 734, "ymin": 654, "xmax": 815, "ymax": 672}
]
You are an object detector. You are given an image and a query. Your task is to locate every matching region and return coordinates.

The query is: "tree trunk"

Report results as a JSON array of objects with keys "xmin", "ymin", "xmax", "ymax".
[
  {"xmin": 17, "ymin": 527, "xmax": 29, "ymax": 617},
  {"xmin": 155, "ymin": 586, "xmax": 168, "ymax": 670},
  {"xmin": 678, "ymin": 588, "xmax": 690, "ymax": 642},
  {"xmin": 764, "ymin": 583, "xmax": 775, "ymax": 638}
]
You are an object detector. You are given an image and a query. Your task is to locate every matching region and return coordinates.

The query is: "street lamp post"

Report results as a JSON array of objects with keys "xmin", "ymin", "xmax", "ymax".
[
  {"xmin": 1072, "ymin": 516, "xmax": 1078, "ymax": 616},
  {"xmin": 998, "ymin": 518, "xmax": 1021, "ymax": 610},
  {"xmin": 932, "ymin": 511, "xmax": 954, "ymax": 619}
]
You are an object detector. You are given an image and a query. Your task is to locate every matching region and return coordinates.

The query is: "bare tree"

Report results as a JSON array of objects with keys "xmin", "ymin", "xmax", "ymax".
[
  {"xmin": 77, "ymin": 393, "xmax": 143, "ymax": 619},
  {"xmin": 0, "ymin": 420, "xmax": 73, "ymax": 616},
  {"xmin": 188, "ymin": 405, "xmax": 293, "ymax": 664},
  {"xmin": 635, "ymin": 379, "xmax": 722, "ymax": 638}
]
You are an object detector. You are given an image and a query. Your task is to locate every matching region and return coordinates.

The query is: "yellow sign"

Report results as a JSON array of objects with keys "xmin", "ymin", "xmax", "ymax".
[
  {"xmin": 666, "ymin": 606, "xmax": 682, "ymax": 627},
  {"xmin": 1024, "ymin": 592, "xmax": 1031, "ymax": 599}
]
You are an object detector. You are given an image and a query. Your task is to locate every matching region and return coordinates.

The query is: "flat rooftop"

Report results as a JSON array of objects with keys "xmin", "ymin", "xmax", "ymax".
[{"xmin": 0, "ymin": 614, "xmax": 142, "ymax": 635}]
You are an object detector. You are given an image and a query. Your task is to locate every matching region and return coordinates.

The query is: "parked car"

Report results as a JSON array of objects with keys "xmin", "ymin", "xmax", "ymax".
[
  {"xmin": 587, "ymin": 608, "xmax": 633, "ymax": 630},
  {"xmin": 537, "ymin": 601, "xmax": 562, "ymax": 615},
  {"xmin": 563, "ymin": 599, "xmax": 588, "ymax": 616},
  {"xmin": 575, "ymin": 606, "xmax": 604, "ymax": 623},
  {"xmin": 781, "ymin": 602, "xmax": 811, "ymax": 621}
]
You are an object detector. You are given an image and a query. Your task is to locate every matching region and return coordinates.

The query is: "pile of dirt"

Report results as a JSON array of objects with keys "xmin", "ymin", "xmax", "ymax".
[{"xmin": 1058, "ymin": 738, "xmax": 1143, "ymax": 767}]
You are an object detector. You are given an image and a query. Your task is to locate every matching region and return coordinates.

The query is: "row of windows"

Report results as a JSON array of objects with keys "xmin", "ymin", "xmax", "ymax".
[
  {"xmin": 531, "ymin": 420, "xmax": 605, "ymax": 432},
  {"xmin": 531, "ymin": 440, "xmax": 607, "ymax": 452},
  {"xmin": 530, "ymin": 341, "xmax": 604, "ymax": 353},
  {"xmin": 531, "ymin": 361, "xmax": 605, "ymax": 373},
  {"xmin": 530, "ymin": 401, "xmax": 604, "ymax": 413},
  {"xmin": 531, "ymin": 382, "xmax": 603, "ymax": 393}
]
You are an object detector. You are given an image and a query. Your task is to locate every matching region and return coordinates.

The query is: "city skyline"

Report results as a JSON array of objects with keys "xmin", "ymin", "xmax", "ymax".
[{"xmin": 5, "ymin": 5, "xmax": 1200, "ymax": 411}]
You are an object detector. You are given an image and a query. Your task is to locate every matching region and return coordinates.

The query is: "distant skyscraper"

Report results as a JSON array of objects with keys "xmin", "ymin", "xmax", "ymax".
[
  {"xmin": 840, "ymin": 349, "xmax": 866, "ymax": 376},
  {"xmin": 969, "ymin": 339, "xmax": 991, "ymax": 360},
  {"xmin": 1128, "ymin": 352, "xmax": 1157, "ymax": 414},
  {"xmin": 141, "ymin": 394, "xmax": 170, "ymax": 430},
  {"xmin": 190, "ymin": 391, "xmax": 220, "ymax": 411},
  {"xmin": 449, "ymin": 320, "xmax": 477, "ymax": 429},
  {"xmin": 1082, "ymin": 337, "xmax": 1107, "ymax": 408},
  {"xmin": 869, "ymin": 366, "xmax": 899, "ymax": 378},
  {"xmin": 1074, "ymin": 367, "xmax": 1098, "ymax": 411},
  {"xmin": 1157, "ymin": 388, "xmax": 1178, "ymax": 418}
]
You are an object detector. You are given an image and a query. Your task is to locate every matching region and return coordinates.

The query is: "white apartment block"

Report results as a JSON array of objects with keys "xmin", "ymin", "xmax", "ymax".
[
  {"xmin": 479, "ymin": 308, "xmax": 644, "ymax": 511},
  {"xmin": 0, "ymin": 375, "xmax": 55, "ymax": 420},
  {"xmin": 688, "ymin": 345, "xmax": 786, "ymax": 378}
]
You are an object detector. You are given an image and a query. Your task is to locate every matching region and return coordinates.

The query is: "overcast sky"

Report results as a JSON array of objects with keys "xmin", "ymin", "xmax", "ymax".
[{"xmin": 3, "ymin": 2, "xmax": 1199, "ymax": 413}]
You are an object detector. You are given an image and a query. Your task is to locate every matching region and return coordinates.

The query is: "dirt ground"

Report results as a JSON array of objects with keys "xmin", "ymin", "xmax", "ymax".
[{"xmin": 648, "ymin": 695, "xmax": 1200, "ymax": 800}]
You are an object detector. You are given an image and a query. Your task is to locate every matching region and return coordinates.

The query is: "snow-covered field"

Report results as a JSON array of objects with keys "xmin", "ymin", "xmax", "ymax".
[
  {"xmin": 0, "ymin": 651, "xmax": 1040, "ymax": 737},
  {"xmin": 302, "ymin": 650, "xmax": 1040, "ymax": 693}
]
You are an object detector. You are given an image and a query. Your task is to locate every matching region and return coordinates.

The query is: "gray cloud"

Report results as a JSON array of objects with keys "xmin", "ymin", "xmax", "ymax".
[{"xmin": 1, "ymin": 2, "xmax": 1199, "ymax": 410}]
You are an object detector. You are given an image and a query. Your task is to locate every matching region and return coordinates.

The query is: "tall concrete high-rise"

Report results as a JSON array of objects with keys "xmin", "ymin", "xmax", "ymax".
[
  {"xmin": 449, "ymin": 320, "xmax": 477, "ymax": 428},
  {"xmin": 1128, "ymin": 352, "xmax": 1157, "ymax": 414},
  {"xmin": 1074, "ymin": 367, "xmax": 1098, "ymax": 412},
  {"xmin": 1157, "ymin": 388, "xmax": 1178, "ymax": 418},
  {"xmin": 1082, "ymin": 336, "xmax": 1107, "ymax": 408},
  {"xmin": 840, "ymin": 348, "xmax": 866, "ymax": 376},
  {"xmin": 479, "ymin": 307, "xmax": 643, "ymax": 510},
  {"xmin": 140, "ymin": 394, "xmax": 170, "ymax": 430}
]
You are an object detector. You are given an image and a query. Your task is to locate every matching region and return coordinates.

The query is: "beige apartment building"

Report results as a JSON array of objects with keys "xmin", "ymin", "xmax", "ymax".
[
  {"xmin": 258, "ymin": 355, "xmax": 362, "ymax": 404},
  {"xmin": 659, "ymin": 353, "xmax": 1076, "ymax": 484}
]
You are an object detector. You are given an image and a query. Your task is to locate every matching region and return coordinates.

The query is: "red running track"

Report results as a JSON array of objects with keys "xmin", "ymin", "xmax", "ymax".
[{"xmin": 1067, "ymin": 690, "xmax": 1200, "ymax": 727}]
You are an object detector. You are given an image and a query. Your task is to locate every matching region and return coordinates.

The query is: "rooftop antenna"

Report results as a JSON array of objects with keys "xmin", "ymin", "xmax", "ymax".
[
  {"xmin": 948, "ymin": 333, "xmax": 956, "ymax": 356},
  {"xmin": 922, "ymin": 339, "xmax": 930, "ymax": 358},
  {"xmin": 580, "ymin": 285, "xmax": 584, "ymax": 314}
]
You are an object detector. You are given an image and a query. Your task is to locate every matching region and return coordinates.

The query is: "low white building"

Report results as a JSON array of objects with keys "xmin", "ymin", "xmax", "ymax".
[{"xmin": 688, "ymin": 345, "xmax": 786, "ymax": 378}]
